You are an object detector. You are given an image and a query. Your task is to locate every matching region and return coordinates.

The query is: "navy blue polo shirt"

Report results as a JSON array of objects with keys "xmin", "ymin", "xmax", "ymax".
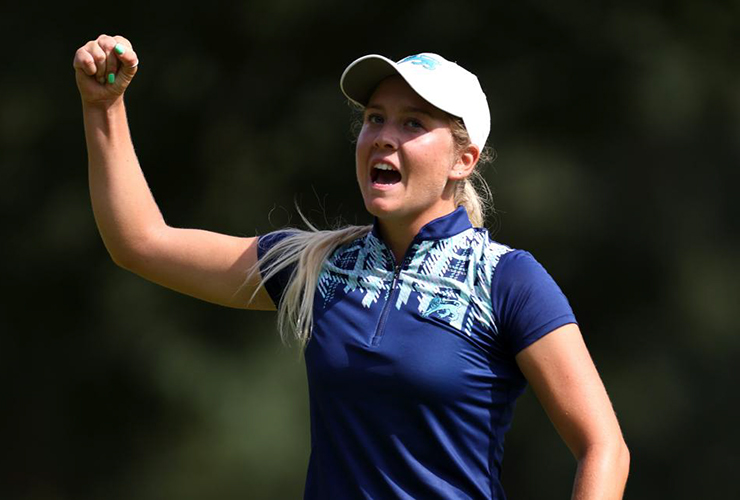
[{"xmin": 258, "ymin": 206, "xmax": 577, "ymax": 499}]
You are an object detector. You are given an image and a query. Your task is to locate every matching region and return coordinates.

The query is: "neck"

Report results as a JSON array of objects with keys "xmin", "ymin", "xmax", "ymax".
[{"xmin": 376, "ymin": 203, "xmax": 457, "ymax": 264}]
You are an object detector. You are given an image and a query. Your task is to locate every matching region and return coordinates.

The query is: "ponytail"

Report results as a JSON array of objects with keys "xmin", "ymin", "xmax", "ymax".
[
  {"xmin": 449, "ymin": 117, "xmax": 495, "ymax": 228},
  {"xmin": 455, "ymin": 170, "xmax": 492, "ymax": 228}
]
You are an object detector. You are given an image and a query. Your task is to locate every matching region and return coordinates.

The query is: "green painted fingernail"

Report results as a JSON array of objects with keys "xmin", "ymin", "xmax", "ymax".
[
  {"xmin": 108, "ymin": 73, "xmax": 115, "ymax": 84},
  {"xmin": 114, "ymin": 43, "xmax": 126, "ymax": 55}
]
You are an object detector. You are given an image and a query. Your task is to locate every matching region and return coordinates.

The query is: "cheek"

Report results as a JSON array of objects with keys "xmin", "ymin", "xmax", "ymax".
[
  {"xmin": 355, "ymin": 131, "xmax": 372, "ymax": 164},
  {"xmin": 355, "ymin": 139, "xmax": 370, "ymax": 187},
  {"xmin": 415, "ymin": 132, "xmax": 455, "ymax": 164},
  {"xmin": 412, "ymin": 144, "xmax": 455, "ymax": 184}
]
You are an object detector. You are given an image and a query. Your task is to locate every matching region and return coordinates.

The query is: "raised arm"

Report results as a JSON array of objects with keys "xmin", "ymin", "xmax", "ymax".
[
  {"xmin": 516, "ymin": 323, "xmax": 630, "ymax": 499},
  {"xmin": 74, "ymin": 34, "xmax": 274, "ymax": 310}
]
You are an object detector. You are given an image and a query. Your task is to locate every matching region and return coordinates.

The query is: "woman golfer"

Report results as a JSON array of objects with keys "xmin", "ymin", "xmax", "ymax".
[{"xmin": 74, "ymin": 34, "xmax": 629, "ymax": 499}]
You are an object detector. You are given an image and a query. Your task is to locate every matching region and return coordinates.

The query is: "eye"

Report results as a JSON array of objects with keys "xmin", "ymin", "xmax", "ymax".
[
  {"xmin": 406, "ymin": 118, "xmax": 424, "ymax": 129},
  {"xmin": 365, "ymin": 113, "xmax": 384, "ymax": 125}
]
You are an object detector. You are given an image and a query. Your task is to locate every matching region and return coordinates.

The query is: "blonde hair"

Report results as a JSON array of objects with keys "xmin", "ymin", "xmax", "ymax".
[
  {"xmin": 449, "ymin": 117, "xmax": 494, "ymax": 228},
  {"xmin": 249, "ymin": 115, "xmax": 494, "ymax": 348}
]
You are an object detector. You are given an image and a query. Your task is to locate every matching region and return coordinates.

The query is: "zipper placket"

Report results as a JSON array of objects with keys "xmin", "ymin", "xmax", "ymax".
[
  {"xmin": 369, "ymin": 238, "xmax": 420, "ymax": 346},
  {"xmin": 370, "ymin": 263, "xmax": 402, "ymax": 346}
]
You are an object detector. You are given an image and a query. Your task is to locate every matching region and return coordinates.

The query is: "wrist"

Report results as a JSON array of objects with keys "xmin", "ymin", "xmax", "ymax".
[
  {"xmin": 82, "ymin": 97, "xmax": 126, "ymax": 115},
  {"xmin": 82, "ymin": 97, "xmax": 130, "ymax": 142}
]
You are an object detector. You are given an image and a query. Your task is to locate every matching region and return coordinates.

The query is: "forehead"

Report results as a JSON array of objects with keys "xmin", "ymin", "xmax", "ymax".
[{"xmin": 366, "ymin": 76, "xmax": 448, "ymax": 120}]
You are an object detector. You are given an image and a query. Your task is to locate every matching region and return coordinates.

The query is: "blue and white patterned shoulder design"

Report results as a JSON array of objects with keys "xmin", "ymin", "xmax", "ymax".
[{"xmin": 317, "ymin": 227, "xmax": 513, "ymax": 336}]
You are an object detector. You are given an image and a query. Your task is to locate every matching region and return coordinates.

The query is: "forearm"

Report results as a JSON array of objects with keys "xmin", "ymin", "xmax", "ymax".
[
  {"xmin": 84, "ymin": 99, "xmax": 165, "ymax": 266},
  {"xmin": 572, "ymin": 441, "xmax": 630, "ymax": 500}
]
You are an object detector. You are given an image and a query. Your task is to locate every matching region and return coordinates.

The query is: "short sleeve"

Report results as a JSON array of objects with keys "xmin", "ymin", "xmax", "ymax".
[
  {"xmin": 257, "ymin": 231, "xmax": 296, "ymax": 307},
  {"xmin": 492, "ymin": 250, "xmax": 577, "ymax": 354}
]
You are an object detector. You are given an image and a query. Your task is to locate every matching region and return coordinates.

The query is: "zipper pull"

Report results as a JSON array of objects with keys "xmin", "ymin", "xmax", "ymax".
[{"xmin": 391, "ymin": 265, "xmax": 401, "ymax": 287}]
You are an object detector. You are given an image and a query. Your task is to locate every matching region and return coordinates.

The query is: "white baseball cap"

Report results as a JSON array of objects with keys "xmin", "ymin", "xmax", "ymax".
[{"xmin": 340, "ymin": 53, "xmax": 490, "ymax": 151}]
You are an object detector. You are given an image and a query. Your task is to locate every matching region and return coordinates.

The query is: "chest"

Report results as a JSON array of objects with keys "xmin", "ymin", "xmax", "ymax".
[{"xmin": 307, "ymin": 256, "xmax": 522, "ymax": 406}]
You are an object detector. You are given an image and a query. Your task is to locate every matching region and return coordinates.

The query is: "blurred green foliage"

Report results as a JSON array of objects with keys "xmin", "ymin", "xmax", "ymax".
[{"xmin": 1, "ymin": 0, "xmax": 738, "ymax": 498}]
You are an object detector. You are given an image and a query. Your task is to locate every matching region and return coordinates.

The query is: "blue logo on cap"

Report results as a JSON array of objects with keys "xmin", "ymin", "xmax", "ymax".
[{"xmin": 399, "ymin": 54, "xmax": 439, "ymax": 70}]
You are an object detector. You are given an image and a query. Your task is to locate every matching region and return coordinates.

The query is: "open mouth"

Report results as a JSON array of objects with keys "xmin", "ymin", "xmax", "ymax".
[{"xmin": 371, "ymin": 164, "xmax": 402, "ymax": 185}]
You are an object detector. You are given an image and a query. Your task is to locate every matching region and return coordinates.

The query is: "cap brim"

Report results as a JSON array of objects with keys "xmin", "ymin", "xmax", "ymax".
[{"xmin": 340, "ymin": 55, "xmax": 400, "ymax": 106}]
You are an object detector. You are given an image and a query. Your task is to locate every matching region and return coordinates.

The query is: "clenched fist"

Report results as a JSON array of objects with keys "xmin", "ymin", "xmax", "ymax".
[{"xmin": 73, "ymin": 34, "xmax": 139, "ymax": 106}]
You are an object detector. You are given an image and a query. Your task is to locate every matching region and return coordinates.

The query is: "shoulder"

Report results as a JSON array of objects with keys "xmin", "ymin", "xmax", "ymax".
[
  {"xmin": 466, "ymin": 228, "xmax": 551, "ymax": 281},
  {"xmin": 495, "ymin": 248, "xmax": 551, "ymax": 283},
  {"xmin": 475, "ymin": 228, "xmax": 513, "ymax": 254},
  {"xmin": 490, "ymin": 243, "xmax": 565, "ymax": 301},
  {"xmin": 324, "ymin": 229, "xmax": 390, "ymax": 273},
  {"xmin": 487, "ymin": 244, "xmax": 577, "ymax": 354},
  {"xmin": 461, "ymin": 227, "xmax": 515, "ymax": 272},
  {"xmin": 257, "ymin": 228, "xmax": 305, "ymax": 258}
]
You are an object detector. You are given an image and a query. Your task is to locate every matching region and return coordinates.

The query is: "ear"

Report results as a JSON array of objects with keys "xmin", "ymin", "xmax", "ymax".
[{"xmin": 449, "ymin": 144, "xmax": 480, "ymax": 181}]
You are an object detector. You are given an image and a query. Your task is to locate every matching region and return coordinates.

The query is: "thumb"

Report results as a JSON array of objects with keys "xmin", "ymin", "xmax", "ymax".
[{"xmin": 110, "ymin": 43, "xmax": 139, "ymax": 92}]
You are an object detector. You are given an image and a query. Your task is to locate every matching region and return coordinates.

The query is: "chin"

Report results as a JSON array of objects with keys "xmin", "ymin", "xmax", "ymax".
[{"xmin": 363, "ymin": 197, "xmax": 404, "ymax": 220}]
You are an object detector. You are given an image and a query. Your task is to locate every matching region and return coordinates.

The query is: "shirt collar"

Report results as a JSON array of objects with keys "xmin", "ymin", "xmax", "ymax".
[{"xmin": 371, "ymin": 205, "xmax": 473, "ymax": 243}]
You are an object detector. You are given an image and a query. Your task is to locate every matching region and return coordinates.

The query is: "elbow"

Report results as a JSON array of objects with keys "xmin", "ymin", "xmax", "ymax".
[
  {"xmin": 108, "ymin": 245, "xmax": 138, "ymax": 271},
  {"xmin": 572, "ymin": 438, "xmax": 630, "ymax": 499},
  {"xmin": 617, "ymin": 438, "xmax": 631, "ymax": 481},
  {"xmin": 609, "ymin": 437, "xmax": 631, "ymax": 496},
  {"xmin": 580, "ymin": 436, "xmax": 631, "ymax": 486},
  {"xmin": 105, "ymin": 228, "xmax": 162, "ymax": 273},
  {"xmin": 602, "ymin": 437, "xmax": 631, "ymax": 478}
]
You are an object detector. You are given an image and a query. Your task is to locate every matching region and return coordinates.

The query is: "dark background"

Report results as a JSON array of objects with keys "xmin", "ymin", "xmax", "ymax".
[{"xmin": 2, "ymin": 1, "xmax": 738, "ymax": 498}]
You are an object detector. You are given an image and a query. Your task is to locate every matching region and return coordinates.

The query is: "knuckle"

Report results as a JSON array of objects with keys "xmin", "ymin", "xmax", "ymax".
[
  {"xmin": 98, "ymin": 34, "xmax": 116, "ymax": 49},
  {"xmin": 76, "ymin": 53, "xmax": 92, "ymax": 66}
]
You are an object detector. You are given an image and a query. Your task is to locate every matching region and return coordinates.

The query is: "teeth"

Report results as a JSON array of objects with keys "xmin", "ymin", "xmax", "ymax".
[{"xmin": 373, "ymin": 163, "xmax": 395, "ymax": 171}]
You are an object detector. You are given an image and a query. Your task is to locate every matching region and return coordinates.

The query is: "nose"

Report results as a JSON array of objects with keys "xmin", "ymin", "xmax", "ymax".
[{"xmin": 373, "ymin": 124, "xmax": 398, "ymax": 150}]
